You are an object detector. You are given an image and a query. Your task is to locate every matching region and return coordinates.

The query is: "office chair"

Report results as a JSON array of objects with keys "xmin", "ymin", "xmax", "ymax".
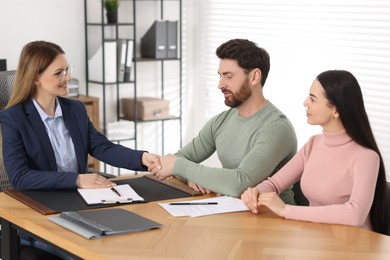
[
  {"xmin": 0, "ymin": 70, "xmax": 15, "ymax": 191},
  {"xmin": 0, "ymin": 70, "xmax": 14, "ymax": 191},
  {"xmin": 384, "ymin": 182, "xmax": 390, "ymax": 236},
  {"xmin": 0, "ymin": 70, "xmax": 16, "ymax": 109},
  {"xmin": 292, "ymin": 180, "xmax": 309, "ymax": 206},
  {"xmin": 0, "ymin": 125, "xmax": 11, "ymax": 192}
]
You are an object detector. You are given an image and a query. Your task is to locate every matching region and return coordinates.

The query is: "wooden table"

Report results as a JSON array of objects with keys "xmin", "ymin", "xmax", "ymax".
[{"xmin": 1, "ymin": 187, "xmax": 390, "ymax": 260}]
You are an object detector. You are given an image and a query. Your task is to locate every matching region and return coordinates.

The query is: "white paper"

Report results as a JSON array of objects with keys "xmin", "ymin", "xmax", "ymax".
[
  {"xmin": 159, "ymin": 196, "xmax": 249, "ymax": 217},
  {"xmin": 78, "ymin": 184, "xmax": 144, "ymax": 205}
]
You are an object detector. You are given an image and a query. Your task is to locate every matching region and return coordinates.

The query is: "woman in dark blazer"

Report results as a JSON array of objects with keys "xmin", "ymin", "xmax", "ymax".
[{"xmin": 0, "ymin": 40, "xmax": 161, "ymax": 191}]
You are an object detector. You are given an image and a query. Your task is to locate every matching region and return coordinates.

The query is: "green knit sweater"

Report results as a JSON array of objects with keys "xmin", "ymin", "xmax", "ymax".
[{"xmin": 174, "ymin": 102, "xmax": 297, "ymax": 201}]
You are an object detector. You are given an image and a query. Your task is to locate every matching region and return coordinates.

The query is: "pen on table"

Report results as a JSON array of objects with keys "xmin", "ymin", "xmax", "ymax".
[
  {"xmin": 111, "ymin": 187, "xmax": 121, "ymax": 197},
  {"xmin": 101, "ymin": 198, "xmax": 132, "ymax": 204},
  {"xmin": 169, "ymin": 202, "xmax": 218, "ymax": 205}
]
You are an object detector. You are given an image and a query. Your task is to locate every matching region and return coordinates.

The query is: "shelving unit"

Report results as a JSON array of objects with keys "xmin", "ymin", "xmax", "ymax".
[{"xmin": 84, "ymin": 0, "xmax": 182, "ymax": 174}]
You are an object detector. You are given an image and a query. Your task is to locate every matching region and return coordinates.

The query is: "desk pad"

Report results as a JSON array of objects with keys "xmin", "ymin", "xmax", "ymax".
[{"xmin": 5, "ymin": 175, "xmax": 200, "ymax": 215}]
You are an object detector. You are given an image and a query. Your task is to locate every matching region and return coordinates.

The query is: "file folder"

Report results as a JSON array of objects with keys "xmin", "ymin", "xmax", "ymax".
[
  {"xmin": 141, "ymin": 20, "xmax": 167, "ymax": 59},
  {"xmin": 166, "ymin": 21, "xmax": 178, "ymax": 59},
  {"xmin": 118, "ymin": 39, "xmax": 127, "ymax": 82},
  {"xmin": 49, "ymin": 208, "xmax": 161, "ymax": 239},
  {"xmin": 124, "ymin": 39, "xmax": 134, "ymax": 81},
  {"xmin": 118, "ymin": 39, "xmax": 134, "ymax": 82},
  {"xmin": 141, "ymin": 20, "xmax": 178, "ymax": 59}
]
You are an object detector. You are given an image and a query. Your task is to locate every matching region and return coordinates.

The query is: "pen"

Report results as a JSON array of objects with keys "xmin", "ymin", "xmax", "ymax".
[
  {"xmin": 111, "ymin": 187, "xmax": 121, "ymax": 197},
  {"xmin": 169, "ymin": 202, "xmax": 218, "ymax": 205},
  {"xmin": 101, "ymin": 198, "xmax": 133, "ymax": 204}
]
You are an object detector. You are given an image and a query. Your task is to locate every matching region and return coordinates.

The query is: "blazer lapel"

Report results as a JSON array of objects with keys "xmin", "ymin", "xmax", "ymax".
[{"xmin": 25, "ymin": 101, "xmax": 58, "ymax": 171}]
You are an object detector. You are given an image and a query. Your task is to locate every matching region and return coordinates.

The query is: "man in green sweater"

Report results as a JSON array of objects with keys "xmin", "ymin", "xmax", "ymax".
[{"xmin": 151, "ymin": 39, "xmax": 297, "ymax": 202}]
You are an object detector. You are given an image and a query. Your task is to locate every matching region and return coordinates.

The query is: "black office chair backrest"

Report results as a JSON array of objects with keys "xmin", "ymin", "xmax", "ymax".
[
  {"xmin": 0, "ymin": 70, "xmax": 15, "ymax": 191},
  {"xmin": 0, "ymin": 70, "xmax": 16, "ymax": 109},
  {"xmin": 0, "ymin": 124, "xmax": 11, "ymax": 192},
  {"xmin": 384, "ymin": 182, "xmax": 390, "ymax": 236},
  {"xmin": 292, "ymin": 180, "xmax": 309, "ymax": 206}
]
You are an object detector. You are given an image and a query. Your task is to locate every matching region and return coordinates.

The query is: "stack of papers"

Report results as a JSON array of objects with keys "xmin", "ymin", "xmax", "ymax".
[{"xmin": 159, "ymin": 196, "xmax": 249, "ymax": 217}]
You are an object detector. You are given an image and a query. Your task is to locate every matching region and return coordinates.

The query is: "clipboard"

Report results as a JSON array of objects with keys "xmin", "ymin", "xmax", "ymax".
[
  {"xmin": 5, "ymin": 174, "xmax": 201, "ymax": 215},
  {"xmin": 77, "ymin": 184, "xmax": 144, "ymax": 205}
]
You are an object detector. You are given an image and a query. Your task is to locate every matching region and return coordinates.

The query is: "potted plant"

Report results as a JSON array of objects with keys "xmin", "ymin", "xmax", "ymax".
[{"xmin": 104, "ymin": 0, "xmax": 120, "ymax": 24}]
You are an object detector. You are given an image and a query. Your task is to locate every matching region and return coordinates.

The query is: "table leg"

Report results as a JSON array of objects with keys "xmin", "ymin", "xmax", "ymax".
[{"xmin": 1, "ymin": 218, "xmax": 19, "ymax": 260}]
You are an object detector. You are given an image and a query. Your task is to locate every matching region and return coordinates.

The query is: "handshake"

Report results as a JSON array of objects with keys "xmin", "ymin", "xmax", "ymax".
[{"xmin": 143, "ymin": 152, "xmax": 177, "ymax": 180}]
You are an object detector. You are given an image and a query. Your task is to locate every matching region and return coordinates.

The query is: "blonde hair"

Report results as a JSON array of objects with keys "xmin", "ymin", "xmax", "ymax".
[{"xmin": 6, "ymin": 41, "xmax": 65, "ymax": 108}]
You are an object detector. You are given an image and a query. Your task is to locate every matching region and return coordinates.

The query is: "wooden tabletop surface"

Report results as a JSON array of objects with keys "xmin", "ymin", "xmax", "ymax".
[{"xmin": 1, "ymin": 179, "xmax": 390, "ymax": 259}]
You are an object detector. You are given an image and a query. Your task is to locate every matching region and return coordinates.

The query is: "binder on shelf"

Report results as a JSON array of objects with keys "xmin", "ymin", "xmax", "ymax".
[
  {"xmin": 141, "ymin": 20, "xmax": 167, "ymax": 59},
  {"xmin": 118, "ymin": 40, "xmax": 126, "ymax": 82},
  {"xmin": 124, "ymin": 39, "xmax": 134, "ymax": 81},
  {"xmin": 49, "ymin": 208, "xmax": 162, "ymax": 239},
  {"xmin": 166, "ymin": 21, "xmax": 178, "ymax": 59},
  {"xmin": 141, "ymin": 20, "xmax": 178, "ymax": 59},
  {"xmin": 88, "ymin": 41, "xmax": 117, "ymax": 82},
  {"xmin": 118, "ymin": 39, "xmax": 134, "ymax": 82}
]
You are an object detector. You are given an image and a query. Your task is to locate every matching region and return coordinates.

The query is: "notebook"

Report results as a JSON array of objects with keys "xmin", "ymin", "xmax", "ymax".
[{"xmin": 49, "ymin": 208, "xmax": 161, "ymax": 239}]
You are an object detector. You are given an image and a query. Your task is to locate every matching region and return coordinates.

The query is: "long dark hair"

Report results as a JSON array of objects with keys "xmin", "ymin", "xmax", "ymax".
[{"xmin": 317, "ymin": 70, "xmax": 387, "ymax": 234}]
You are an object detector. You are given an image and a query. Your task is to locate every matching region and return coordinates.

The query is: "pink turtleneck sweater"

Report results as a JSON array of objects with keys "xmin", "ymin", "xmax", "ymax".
[{"xmin": 255, "ymin": 129, "xmax": 379, "ymax": 230}]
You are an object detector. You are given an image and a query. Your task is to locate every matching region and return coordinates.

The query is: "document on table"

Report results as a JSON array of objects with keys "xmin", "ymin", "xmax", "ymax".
[
  {"xmin": 77, "ymin": 184, "xmax": 144, "ymax": 205},
  {"xmin": 49, "ymin": 208, "xmax": 161, "ymax": 239},
  {"xmin": 159, "ymin": 196, "xmax": 249, "ymax": 217}
]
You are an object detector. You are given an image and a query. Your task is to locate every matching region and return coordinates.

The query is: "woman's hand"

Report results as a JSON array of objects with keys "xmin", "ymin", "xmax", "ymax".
[
  {"xmin": 142, "ymin": 152, "xmax": 162, "ymax": 171},
  {"xmin": 241, "ymin": 187, "xmax": 261, "ymax": 213},
  {"xmin": 76, "ymin": 173, "xmax": 116, "ymax": 189},
  {"xmin": 151, "ymin": 154, "xmax": 176, "ymax": 179},
  {"xmin": 258, "ymin": 192, "xmax": 286, "ymax": 217}
]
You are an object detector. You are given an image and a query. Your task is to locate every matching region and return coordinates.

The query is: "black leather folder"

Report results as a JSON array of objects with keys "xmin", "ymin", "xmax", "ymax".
[{"xmin": 5, "ymin": 174, "xmax": 201, "ymax": 215}]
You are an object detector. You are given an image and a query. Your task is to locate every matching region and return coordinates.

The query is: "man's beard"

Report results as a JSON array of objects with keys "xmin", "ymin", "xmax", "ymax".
[{"xmin": 224, "ymin": 77, "xmax": 252, "ymax": 108}]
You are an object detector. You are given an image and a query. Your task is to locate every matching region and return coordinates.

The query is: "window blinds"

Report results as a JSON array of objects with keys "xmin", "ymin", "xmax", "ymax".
[{"xmin": 192, "ymin": 0, "xmax": 390, "ymax": 178}]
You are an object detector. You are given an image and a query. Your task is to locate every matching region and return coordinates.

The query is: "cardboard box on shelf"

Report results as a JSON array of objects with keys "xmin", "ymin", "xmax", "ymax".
[{"xmin": 121, "ymin": 97, "xmax": 170, "ymax": 121}]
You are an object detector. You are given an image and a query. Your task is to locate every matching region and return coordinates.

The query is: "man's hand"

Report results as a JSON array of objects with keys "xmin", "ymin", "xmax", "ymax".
[
  {"xmin": 151, "ymin": 154, "xmax": 176, "ymax": 179},
  {"xmin": 188, "ymin": 181, "xmax": 211, "ymax": 194}
]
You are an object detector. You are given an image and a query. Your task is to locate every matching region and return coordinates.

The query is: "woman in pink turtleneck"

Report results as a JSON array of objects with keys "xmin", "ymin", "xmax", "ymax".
[{"xmin": 241, "ymin": 70, "xmax": 387, "ymax": 234}]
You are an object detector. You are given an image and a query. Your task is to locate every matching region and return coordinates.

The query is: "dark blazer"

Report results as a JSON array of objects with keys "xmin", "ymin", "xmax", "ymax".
[{"xmin": 0, "ymin": 97, "xmax": 146, "ymax": 190}]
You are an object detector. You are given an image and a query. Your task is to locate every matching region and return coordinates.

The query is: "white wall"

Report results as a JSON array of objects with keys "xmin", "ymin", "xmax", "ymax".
[
  {"xmin": 0, "ymin": 0, "xmax": 186, "ymax": 175},
  {"xmin": 0, "ymin": 0, "xmax": 86, "ymax": 92}
]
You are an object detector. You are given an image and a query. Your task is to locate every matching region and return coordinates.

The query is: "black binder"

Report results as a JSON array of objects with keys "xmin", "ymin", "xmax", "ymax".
[
  {"xmin": 49, "ymin": 208, "xmax": 161, "ymax": 239},
  {"xmin": 141, "ymin": 20, "xmax": 178, "ymax": 59},
  {"xmin": 5, "ymin": 175, "xmax": 201, "ymax": 215}
]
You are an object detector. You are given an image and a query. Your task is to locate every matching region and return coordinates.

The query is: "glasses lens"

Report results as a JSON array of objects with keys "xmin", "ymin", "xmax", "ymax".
[
  {"xmin": 67, "ymin": 65, "xmax": 73, "ymax": 76},
  {"xmin": 59, "ymin": 65, "xmax": 73, "ymax": 82}
]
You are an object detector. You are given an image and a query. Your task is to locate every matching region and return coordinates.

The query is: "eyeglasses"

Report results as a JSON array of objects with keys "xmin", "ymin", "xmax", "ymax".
[{"xmin": 55, "ymin": 65, "xmax": 73, "ymax": 83}]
